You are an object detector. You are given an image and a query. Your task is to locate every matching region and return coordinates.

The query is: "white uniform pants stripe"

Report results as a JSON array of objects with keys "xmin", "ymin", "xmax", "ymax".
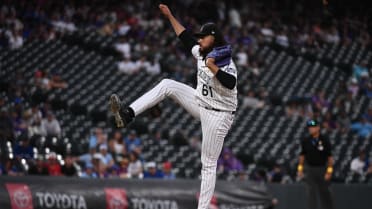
[
  {"xmin": 128, "ymin": 79, "xmax": 234, "ymax": 209},
  {"xmin": 130, "ymin": 79, "xmax": 200, "ymax": 119},
  {"xmin": 198, "ymin": 109, "xmax": 233, "ymax": 209}
]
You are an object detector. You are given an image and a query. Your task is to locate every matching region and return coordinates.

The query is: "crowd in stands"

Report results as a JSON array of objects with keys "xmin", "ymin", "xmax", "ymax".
[
  {"xmin": 284, "ymin": 62, "xmax": 372, "ymax": 138},
  {"xmin": 1, "ymin": 0, "xmax": 372, "ymax": 182}
]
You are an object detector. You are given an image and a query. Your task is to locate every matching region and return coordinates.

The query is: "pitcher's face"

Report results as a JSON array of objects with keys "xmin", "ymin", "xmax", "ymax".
[{"xmin": 198, "ymin": 35, "xmax": 215, "ymax": 54}]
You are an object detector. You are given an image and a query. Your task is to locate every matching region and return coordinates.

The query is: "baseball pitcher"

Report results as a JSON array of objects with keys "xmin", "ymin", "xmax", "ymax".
[{"xmin": 110, "ymin": 4, "xmax": 237, "ymax": 209}]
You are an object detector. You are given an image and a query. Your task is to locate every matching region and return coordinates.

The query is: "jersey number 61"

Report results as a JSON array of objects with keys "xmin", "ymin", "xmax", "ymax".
[{"xmin": 202, "ymin": 84, "xmax": 213, "ymax": 97}]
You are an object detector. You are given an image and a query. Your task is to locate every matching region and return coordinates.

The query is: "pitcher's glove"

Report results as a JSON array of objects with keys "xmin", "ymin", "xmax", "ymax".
[{"xmin": 206, "ymin": 45, "xmax": 232, "ymax": 67}]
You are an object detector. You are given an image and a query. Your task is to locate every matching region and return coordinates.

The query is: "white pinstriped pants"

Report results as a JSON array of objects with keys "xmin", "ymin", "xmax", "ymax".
[{"xmin": 130, "ymin": 79, "xmax": 234, "ymax": 209}]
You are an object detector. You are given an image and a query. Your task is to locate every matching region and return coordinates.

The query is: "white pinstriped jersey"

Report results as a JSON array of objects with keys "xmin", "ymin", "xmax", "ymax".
[{"xmin": 191, "ymin": 45, "xmax": 238, "ymax": 112}]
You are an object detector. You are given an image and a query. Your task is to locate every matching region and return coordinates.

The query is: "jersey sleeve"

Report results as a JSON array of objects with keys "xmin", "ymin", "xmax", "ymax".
[
  {"xmin": 219, "ymin": 61, "xmax": 237, "ymax": 78},
  {"xmin": 178, "ymin": 30, "xmax": 198, "ymax": 56},
  {"xmin": 300, "ymin": 139, "xmax": 306, "ymax": 155},
  {"xmin": 215, "ymin": 70, "xmax": 236, "ymax": 89}
]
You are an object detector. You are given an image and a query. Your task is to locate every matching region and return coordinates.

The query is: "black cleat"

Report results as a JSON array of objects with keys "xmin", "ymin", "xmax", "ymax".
[
  {"xmin": 110, "ymin": 94, "xmax": 124, "ymax": 128},
  {"xmin": 110, "ymin": 94, "xmax": 134, "ymax": 128}
]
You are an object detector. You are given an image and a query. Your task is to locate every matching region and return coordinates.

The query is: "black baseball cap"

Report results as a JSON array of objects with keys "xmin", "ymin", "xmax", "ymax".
[
  {"xmin": 307, "ymin": 119, "xmax": 319, "ymax": 127},
  {"xmin": 194, "ymin": 22, "xmax": 220, "ymax": 38},
  {"xmin": 194, "ymin": 22, "xmax": 226, "ymax": 47}
]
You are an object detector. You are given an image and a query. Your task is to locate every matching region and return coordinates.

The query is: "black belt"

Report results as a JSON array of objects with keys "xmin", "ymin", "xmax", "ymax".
[{"xmin": 202, "ymin": 106, "xmax": 235, "ymax": 114}]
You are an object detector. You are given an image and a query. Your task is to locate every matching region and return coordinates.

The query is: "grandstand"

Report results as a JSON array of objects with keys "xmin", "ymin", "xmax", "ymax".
[
  {"xmin": 2, "ymin": 32, "xmax": 371, "ymax": 181},
  {"xmin": 1, "ymin": 0, "xmax": 372, "ymax": 208}
]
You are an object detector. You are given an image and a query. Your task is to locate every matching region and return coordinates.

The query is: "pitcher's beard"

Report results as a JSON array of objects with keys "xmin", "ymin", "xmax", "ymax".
[{"xmin": 199, "ymin": 45, "xmax": 213, "ymax": 60}]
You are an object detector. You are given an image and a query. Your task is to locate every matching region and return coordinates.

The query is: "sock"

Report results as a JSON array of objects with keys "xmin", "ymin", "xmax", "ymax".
[{"xmin": 127, "ymin": 107, "xmax": 135, "ymax": 118}]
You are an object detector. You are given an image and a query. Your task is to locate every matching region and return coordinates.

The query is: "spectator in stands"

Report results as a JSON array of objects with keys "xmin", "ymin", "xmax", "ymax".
[
  {"xmin": 51, "ymin": 15, "xmax": 77, "ymax": 33},
  {"xmin": 135, "ymin": 56, "xmax": 149, "ymax": 73},
  {"xmin": 31, "ymin": 72, "xmax": 48, "ymax": 104},
  {"xmin": 80, "ymin": 163, "xmax": 98, "ymax": 178},
  {"xmin": 362, "ymin": 107, "xmax": 372, "ymax": 123},
  {"xmin": 268, "ymin": 164, "xmax": 284, "ymax": 183},
  {"xmin": 97, "ymin": 161, "xmax": 108, "ymax": 179},
  {"xmin": 343, "ymin": 92, "xmax": 356, "ymax": 114},
  {"xmin": 237, "ymin": 171, "xmax": 248, "ymax": 181},
  {"xmin": 61, "ymin": 155, "xmax": 77, "ymax": 177},
  {"xmin": 189, "ymin": 135, "xmax": 202, "ymax": 152},
  {"xmin": 89, "ymin": 127, "xmax": 107, "ymax": 150},
  {"xmin": 0, "ymin": 110, "xmax": 14, "ymax": 141},
  {"xmin": 162, "ymin": 161, "xmax": 175, "ymax": 179},
  {"xmin": 251, "ymin": 168, "xmax": 267, "ymax": 183},
  {"xmin": 115, "ymin": 36, "xmax": 131, "ymax": 59},
  {"xmin": 324, "ymin": 26, "xmax": 340, "ymax": 44},
  {"xmin": 285, "ymin": 100, "xmax": 302, "ymax": 117},
  {"xmin": 347, "ymin": 78, "xmax": 359, "ymax": 99},
  {"xmin": 350, "ymin": 117, "xmax": 372, "ymax": 139},
  {"xmin": 312, "ymin": 90, "xmax": 330, "ymax": 113},
  {"xmin": 8, "ymin": 29, "xmax": 23, "ymax": 50},
  {"xmin": 107, "ymin": 165, "xmax": 120, "ymax": 178},
  {"xmin": 127, "ymin": 151, "xmax": 143, "ymax": 179},
  {"xmin": 217, "ymin": 148, "xmax": 244, "ymax": 173},
  {"xmin": 235, "ymin": 46, "xmax": 249, "ymax": 68},
  {"xmin": 46, "ymin": 152, "xmax": 62, "ymax": 176},
  {"xmin": 49, "ymin": 73, "xmax": 68, "ymax": 89},
  {"xmin": 25, "ymin": 105, "xmax": 43, "ymax": 136},
  {"xmin": 250, "ymin": 60, "xmax": 263, "ymax": 80},
  {"xmin": 338, "ymin": 110, "xmax": 351, "ymax": 133},
  {"xmin": 118, "ymin": 156, "xmax": 130, "ymax": 178},
  {"xmin": 144, "ymin": 162, "xmax": 164, "ymax": 179},
  {"xmin": 25, "ymin": 104, "xmax": 43, "ymax": 127},
  {"xmin": 116, "ymin": 21, "xmax": 131, "ymax": 36},
  {"xmin": 4, "ymin": 159, "xmax": 24, "ymax": 176},
  {"xmin": 28, "ymin": 157, "xmax": 49, "ymax": 176},
  {"xmin": 365, "ymin": 84, "xmax": 372, "ymax": 98},
  {"xmin": 117, "ymin": 57, "xmax": 139, "ymax": 74},
  {"xmin": 34, "ymin": 70, "xmax": 48, "ymax": 90},
  {"xmin": 124, "ymin": 130, "xmax": 142, "ymax": 155},
  {"xmin": 109, "ymin": 130, "xmax": 127, "ymax": 156},
  {"xmin": 228, "ymin": 6, "xmax": 242, "ymax": 28},
  {"xmin": 134, "ymin": 42, "xmax": 150, "ymax": 56},
  {"xmin": 331, "ymin": 97, "xmax": 344, "ymax": 116},
  {"xmin": 149, "ymin": 130, "xmax": 166, "ymax": 144},
  {"xmin": 350, "ymin": 150, "xmax": 369, "ymax": 175},
  {"xmin": 78, "ymin": 147, "xmax": 96, "ymax": 168},
  {"xmin": 10, "ymin": 111, "xmax": 27, "ymax": 135},
  {"xmin": 322, "ymin": 112, "xmax": 338, "ymax": 131},
  {"xmin": 99, "ymin": 144, "xmax": 115, "ymax": 167},
  {"xmin": 13, "ymin": 138, "xmax": 34, "ymax": 160},
  {"xmin": 359, "ymin": 72, "xmax": 370, "ymax": 95},
  {"xmin": 242, "ymin": 90, "xmax": 265, "ymax": 109},
  {"xmin": 261, "ymin": 21, "xmax": 274, "ymax": 42},
  {"xmin": 41, "ymin": 113, "xmax": 61, "ymax": 137},
  {"xmin": 92, "ymin": 152, "xmax": 105, "ymax": 167},
  {"xmin": 37, "ymin": 70, "xmax": 53, "ymax": 90},
  {"xmin": 34, "ymin": 70, "xmax": 67, "ymax": 90},
  {"xmin": 353, "ymin": 61, "xmax": 369, "ymax": 81},
  {"xmin": 145, "ymin": 57, "xmax": 161, "ymax": 75},
  {"xmin": 275, "ymin": 29, "xmax": 289, "ymax": 47}
]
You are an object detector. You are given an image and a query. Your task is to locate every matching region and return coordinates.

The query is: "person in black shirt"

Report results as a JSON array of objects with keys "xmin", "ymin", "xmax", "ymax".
[
  {"xmin": 61, "ymin": 155, "xmax": 77, "ymax": 177},
  {"xmin": 28, "ymin": 158, "xmax": 49, "ymax": 176},
  {"xmin": 297, "ymin": 119, "xmax": 334, "ymax": 209}
]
